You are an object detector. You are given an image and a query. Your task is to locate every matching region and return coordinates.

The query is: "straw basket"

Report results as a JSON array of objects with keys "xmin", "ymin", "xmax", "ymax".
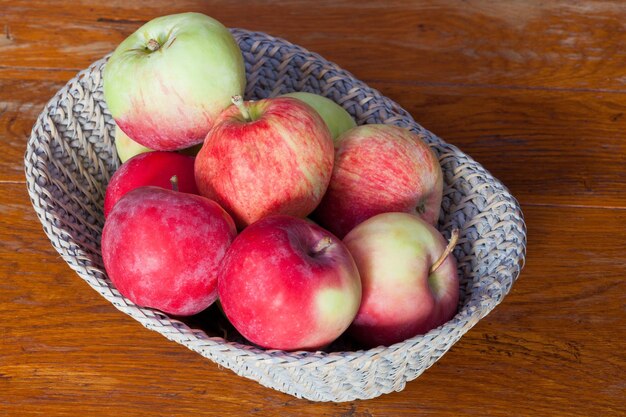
[{"xmin": 24, "ymin": 28, "xmax": 526, "ymax": 402}]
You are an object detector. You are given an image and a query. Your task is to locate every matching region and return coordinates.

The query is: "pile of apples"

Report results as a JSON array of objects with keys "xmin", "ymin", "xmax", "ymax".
[{"xmin": 101, "ymin": 12, "xmax": 460, "ymax": 351}]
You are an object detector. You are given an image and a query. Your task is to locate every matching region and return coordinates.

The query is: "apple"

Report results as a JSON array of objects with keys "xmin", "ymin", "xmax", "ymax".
[
  {"xmin": 103, "ymin": 12, "xmax": 246, "ymax": 151},
  {"xmin": 114, "ymin": 124, "xmax": 204, "ymax": 163},
  {"xmin": 280, "ymin": 92, "xmax": 356, "ymax": 141},
  {"xmin": 114, "ymin": 124, "xmax": 152, "ymax": 163},
  {"xmin": 102, "ymin": 185, "xmax": 237, "ymax": 316},
  {"xmin": 218, "ymin": 215, "xmax": 362, "ymax": 351},
  {"xmin": 104, "ymin": 151, "xmax": 198, "ymax": 217},
  {"xmin": 312, "ymin": 124, "xmax": 443, "ymax": 238},
  {"xmin": 195, "ymin": 96, "xmax": 334, "ymax": 229},
  {"xmin": 343, "ymin": 212, "xmax": 459, "ymax": 348}
]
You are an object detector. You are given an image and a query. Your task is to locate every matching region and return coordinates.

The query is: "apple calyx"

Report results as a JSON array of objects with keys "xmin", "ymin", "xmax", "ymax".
[
  {"xmin": 310, "ymin": 236, "xmax": 334, "ymax": 256},
  {"xmin": 429, "ymin": 229, "xmax": 459, "ymax": 274},
  {"xmin": 170, "ymin": 175, "xmax": 179, "ymax": 192},
  {"xmin": 231, "ymin": 95, "xmax": 252, "ymax": 122},
  {"xmin": 146, "ymin": 39, "xmax": 161, "ymax": 52}
]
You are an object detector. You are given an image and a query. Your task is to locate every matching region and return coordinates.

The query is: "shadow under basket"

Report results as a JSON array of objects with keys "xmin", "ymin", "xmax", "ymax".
[{"xmin": 24, "ymin": 28, "xmax": 527, "ymax": 402}]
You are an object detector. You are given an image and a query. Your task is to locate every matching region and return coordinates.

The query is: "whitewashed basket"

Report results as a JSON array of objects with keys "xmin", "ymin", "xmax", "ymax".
[{"xmin": 24, "ymin": 28, "xmax": 526, "ymax": 402}]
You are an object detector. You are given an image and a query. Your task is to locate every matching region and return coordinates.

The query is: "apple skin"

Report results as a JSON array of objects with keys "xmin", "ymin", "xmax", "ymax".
[
  {"xmin": 218, "ymin": 215, "xmax": 362, "ymax": 351},
  {"xmin": 195, "ymin": 97, "xmax": 334, "ymax": 229},
  {"xmin": 104, "ymin": 151, "xmax": 199, "ymax": 217},
  {"xmin": 103, "ymin": 12, "xmax": 246, "ymax": 150},
  {"xmin": 114, "ymin": 124, "xmax": 203, "ymax": 163},
  {"xmin": 343, "ymin": 212, "xmax": 459, "ymax": 348},
  {"xmin": 114, "ymin": 124, "xmax": 152, "ymax": 163},
  {"xmin": 280, "ymin": 92, "xmax": 356, "ymax": 141},
  {"xmin": 312, "ymin": 124, "xmax": 443, "ymax": 238},
  {"xmin": 101, "ymin": 186, "xmax": 237, "ymax": 316},
  {"xmin": 115, "ymin": 125, "xmax": 202, "ymax": 163}
]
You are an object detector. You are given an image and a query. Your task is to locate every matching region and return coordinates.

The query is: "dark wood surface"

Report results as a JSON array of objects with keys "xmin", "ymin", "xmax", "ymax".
[{"xmin": 2, "ymin": 1, "xmax": 625, "ymax": 415}]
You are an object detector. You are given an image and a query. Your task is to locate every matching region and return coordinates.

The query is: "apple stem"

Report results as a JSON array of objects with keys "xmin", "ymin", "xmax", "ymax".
[
  {"xmin": 429, "ymin": 229, "xmax": 460, "ymax": 274},
  {"xmin": 146, "ymin": 39, "xmax": 160, "ymax": 52},
  {"xmin": 311, "ymin": 236, "xmax": 334, "ymax": 256},
  {"xmin": 231, "ymin": 95, "xmax": 251, "ymax": 122},
  {"xmin": 170, "ymin": 175, "xmax": 179, "ymax": 192}
]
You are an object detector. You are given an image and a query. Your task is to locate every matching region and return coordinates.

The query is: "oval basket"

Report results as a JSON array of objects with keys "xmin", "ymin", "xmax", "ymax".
[{"xmin": 24, "ymin": 28, "xmax": 526, "ymax": 402}]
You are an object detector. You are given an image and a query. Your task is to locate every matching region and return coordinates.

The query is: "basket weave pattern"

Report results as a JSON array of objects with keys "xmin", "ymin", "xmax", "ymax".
[{"xmin": 24, "ymin": 29, "xmax": 526, "ymax": 402}]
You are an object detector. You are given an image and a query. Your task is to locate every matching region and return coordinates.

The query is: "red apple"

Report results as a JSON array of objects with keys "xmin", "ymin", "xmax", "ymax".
[
  {"xmin": 101, "ymin": 185, "xmax": 237, "ymax": 316},
  {"xmin": 104, "ymin": 151, "xmax": 198, "ymax": 217},
  {"xmin": 218, "ymin": 215, "xmax": 362, "ymax": 351},
  {"xmin": 313, "ymin": 124, "xmax": 443, "ymax": 238},
  {"xmin": 194, "ymin": 96, "xmax": 334, "ymax": 229},
  {"xmin": 343, "ymin": 212, "xmax": 459, "ymax": 347}
]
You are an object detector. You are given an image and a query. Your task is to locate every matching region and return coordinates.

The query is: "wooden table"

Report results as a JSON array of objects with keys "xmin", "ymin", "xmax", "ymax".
[{"xmin": 2, "ymin": 1, "xmax": 625, "ymax": 415}]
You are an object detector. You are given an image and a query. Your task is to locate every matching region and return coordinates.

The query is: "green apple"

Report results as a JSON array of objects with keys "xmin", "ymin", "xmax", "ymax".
[
  {"xmin": 114, "ymin": 124, "xmax": 204, "ymax": 163},
  {"xmin": 104, "ymin": 12, "xmax": 246, "ymax": 151},
  {"xmin": 281, "ymin": 92, "xmax": 356, "ymax": 141},
  {"xmin": 114, "ymin": 124, "xmax": 152, "ymax": 163}
]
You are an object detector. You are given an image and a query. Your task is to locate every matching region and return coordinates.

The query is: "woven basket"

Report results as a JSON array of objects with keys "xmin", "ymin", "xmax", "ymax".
[{"xmin": 24, "ymin": 28, "xmax": 526, "ymax": 402}]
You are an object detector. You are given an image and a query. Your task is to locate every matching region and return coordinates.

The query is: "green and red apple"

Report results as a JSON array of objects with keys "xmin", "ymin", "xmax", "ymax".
[
  {"xmin": 104, "ymin": 12, "xmax": 246, "ymax": 151},
  {"xmin": 343, "ymin": 212, "xmax": 459, "ymax": 347},
  {"xmin": 313, "ymin": 124, "xmax": 443, "ymax": 238},
  {"xmin": 195, "ymin": 96, "xmax": 334, "ymax": 229}
]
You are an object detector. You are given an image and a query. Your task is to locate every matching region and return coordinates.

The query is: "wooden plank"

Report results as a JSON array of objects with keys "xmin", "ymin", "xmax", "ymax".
[
  {"xmin": 4, "ymin": 0, "xmax": 626, "ymax": 415},
  {"xmin": 0, "ymin": 67, "xmax": 77, "ymax": 83},
  {"xmin": 434, "ymin": 204, "xmax": 626, "ymax": 416},
  {"xmin": 0, "ymin": 79, "xmax": 66, "ymax": 182},
  {"xmin": 1, "ymin": 0, "xmax": 626, "ymax": 91},
  {"xmin": 2, "ymin": 183, "xmax": 625, "ymax": 416},
  {"xmin": 374, "ymin": 82, "xmax": 626, "ymax": 209},
  {"xmin": 7, "ymin": 78, "xmax": 626, "ymax": 208}
]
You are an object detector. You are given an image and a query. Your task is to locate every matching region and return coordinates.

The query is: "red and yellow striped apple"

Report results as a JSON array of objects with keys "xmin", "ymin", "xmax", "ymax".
[
  {"xmin": 313, "ymin": 124, "xmax": 443, "ymax": 238},
  {"xmin": 218, "ymin": 215, "xmax": 362, "ymax": 351},
  {"xmin": 195, "ymin": 96, "xmax": 334, "ymax": 229}
]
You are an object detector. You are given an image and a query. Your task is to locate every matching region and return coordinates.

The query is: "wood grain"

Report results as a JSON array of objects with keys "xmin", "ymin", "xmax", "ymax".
[
  {"xmin": 2, "ymin": 1, "xmax": 626, "ymax": 90},
  {"xmin": 0, "ymin": 79, "xmax": 65, "ymax": 182},
  {"xmin": 2, "ymin": 0, "xmax": 626, "ymax": 415},
  {"xmin": 376, "ymin": 83, "xmax": 626, "ymax": 208},
  {"xmin": 2, "ymin": 183, "xmax": 625, "ymax": 416},
  {"xmin": 3, "ymin": 78, "xmax": 625, "ymax": 208}
]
